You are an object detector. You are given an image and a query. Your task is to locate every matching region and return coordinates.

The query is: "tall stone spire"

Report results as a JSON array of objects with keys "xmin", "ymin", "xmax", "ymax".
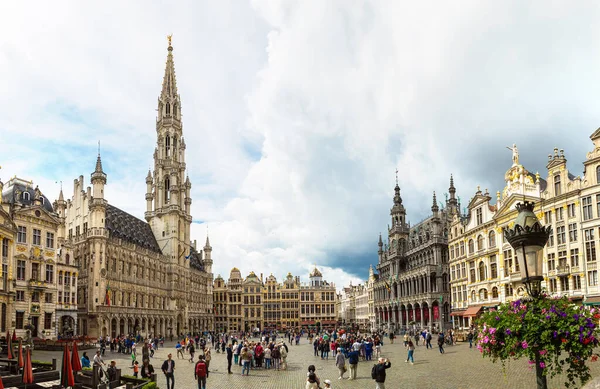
[
  {"xmin": 447, "ymin": 174, "xmax": 459, "ymax": 216},
  {"xmin": 431, "ymin": 191, "xmax": 439, "ymax": 213},
  {"xmin": 148, "ymin": 35, "xmax": 191, "ymax": 266},
  {"xmin": 161, "ymin": 34, "xmax": 179, "ymax": 102}
]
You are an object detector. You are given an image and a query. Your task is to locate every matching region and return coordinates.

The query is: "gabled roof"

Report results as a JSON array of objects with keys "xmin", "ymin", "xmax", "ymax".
[
  {"xmin": 105, "ymin": 204, "xmax": 161, "ymax": 253},
  {"xmin": 591, "ymin": 128, "xmax": 600, "ymax": 141}
]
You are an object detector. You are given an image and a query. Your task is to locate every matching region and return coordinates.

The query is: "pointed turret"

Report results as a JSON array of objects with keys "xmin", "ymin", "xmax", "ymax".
[
  {"xmin": 204, "ymin": 235, "xmax": 211, "ymax": 250},
  {"xmin": 447, "ymin": 174, "xmax": 459, "ymax": 216},
  {"xmin": 431, "ymin": 191, "xmax": 439, "ymax": 212},
  {"xmin": 91, "ymin": 148, "xmax": 107, "ymax": 199},
  {"xmin": 378, "ymin": 233, "xmax": 383, "ymax": 253},
  {"xmin": 161, "ymin": 37, "xmax": 179, "ymax": 102}
]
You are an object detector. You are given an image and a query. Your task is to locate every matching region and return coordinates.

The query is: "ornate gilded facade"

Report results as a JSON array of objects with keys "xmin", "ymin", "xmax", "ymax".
[
  {"xmin": 373, "ymin": 178, "xmax": 458, "ymax": 332},
  {"xmin": 449, "ymin": 139, "xmax": 600, "ymax": 326},
  {"xmin": 67, "ymin": 40, "xmax": 213, "ymax": 338},
  {"xmin": 0, "ymin": 178, "xmax": 78, "ymax": 339}
]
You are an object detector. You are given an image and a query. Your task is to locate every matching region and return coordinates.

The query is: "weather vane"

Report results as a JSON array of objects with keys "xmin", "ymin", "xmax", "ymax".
[{"xmin": 167, "ymin": 34, "xmax": 173, "ymax": 47}]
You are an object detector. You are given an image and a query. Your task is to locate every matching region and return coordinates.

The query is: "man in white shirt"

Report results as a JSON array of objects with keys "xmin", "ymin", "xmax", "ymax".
[{"xmin": 93, "ymin": 350, "xmax": 105, "ymax": 367}]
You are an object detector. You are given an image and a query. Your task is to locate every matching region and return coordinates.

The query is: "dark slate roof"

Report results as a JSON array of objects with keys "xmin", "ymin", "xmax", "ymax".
[
  {"xmin": 1, "ymin": 184, "xmax": 54, "ymax": 213},
  {"xmin": 105, "ymin": 204, "xmax": 161, "ymax": 253},
  {"xmin": 188, "ymin": 245, "xmax": 204, "ymax": 271}
]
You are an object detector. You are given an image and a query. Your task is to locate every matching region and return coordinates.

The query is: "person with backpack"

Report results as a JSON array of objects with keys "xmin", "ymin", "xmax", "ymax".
[
  {"xmin": 335, "ymin": 347, "xmax": 346, "ymax": 379},
  {"xmin": 426, "ymin": 331, "xmax": 433, "ymax": 349},
  {"xmin": 438, "ymin": 333, "xmax": 445, "ymax": 354},
  {"xmin": 347, "ymin": 348, "xmax": 359, "ymax": 380},
  {"xmin": 372, "ymin": 357, "xmax": 391, "ymax": 389},
  {"xmin": 194, "ymin": 356, "xmax": 208, "ymax": 389},
  {"xmin": 306, "ymin": 364, "xmax": 321, "ymax": 389}
]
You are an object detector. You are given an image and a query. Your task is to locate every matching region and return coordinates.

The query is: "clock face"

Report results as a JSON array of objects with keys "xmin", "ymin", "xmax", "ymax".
[{"xmin": 101, "ymin": 268, "xmax": 107, "ymax": 277}]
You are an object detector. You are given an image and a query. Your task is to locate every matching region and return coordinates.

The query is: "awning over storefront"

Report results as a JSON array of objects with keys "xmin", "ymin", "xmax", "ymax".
[
  {"xmin": 584, "ymin": 296, "xmax": 600, "ymax": 306},
  {"xmin": 463, "ymin": 306, "xmax": 483, "ymax": 317},
  {"xmin": 450, "ymin": 311, "xmax": 465, "ymax": 317}
]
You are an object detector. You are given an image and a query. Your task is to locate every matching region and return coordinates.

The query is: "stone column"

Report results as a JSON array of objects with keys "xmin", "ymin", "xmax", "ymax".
[
  {"xmin": 399, "ymin": 307, "xmax": 404, "ymax": 328},
  {"xmin": 428, "ymin": 306, "xmax": 433, "ymax": 329},
  {"xmin": 413, "ymin": 306, "xmax": 417, "ymax": 326},
  {"xmin": 420, "ymin": 306, "xmax": 424, "ymax": 328}
]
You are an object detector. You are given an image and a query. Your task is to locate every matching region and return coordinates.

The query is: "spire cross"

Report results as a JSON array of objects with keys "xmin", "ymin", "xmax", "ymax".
[{"xmin": 167, "ymin": 34, "xmax": 173, "ymax": 47}]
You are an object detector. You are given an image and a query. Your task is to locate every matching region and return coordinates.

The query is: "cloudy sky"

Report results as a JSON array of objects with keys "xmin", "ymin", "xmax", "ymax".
[{"xmin": 2, "ymin": 1, "xmax": 600, "ymax": 290}]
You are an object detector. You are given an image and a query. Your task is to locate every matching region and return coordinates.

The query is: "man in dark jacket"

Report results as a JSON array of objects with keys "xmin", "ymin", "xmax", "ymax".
[
  {"xmin": 347, "ymin": 349, "xmax": 359, "ymax": 380},
  {"xmin": 161, "ymin": 353, "xmax": 176, "ymax": 389},
  {"xmin": 373, "ymin": 357, "xmax": 391, "ymax": 388},
  {"xmin": 226, "ymin": 343, "xmax": 233, "ymax": 374}
]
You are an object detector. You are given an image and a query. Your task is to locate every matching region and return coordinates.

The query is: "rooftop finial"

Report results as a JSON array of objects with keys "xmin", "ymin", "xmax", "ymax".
[
  {"xmin": 395, "ymin": 168, "xmax": 398, "ymax": 185},
  {"xmin": 98, "ymin": 140, "xmax": 100, "ymax": 156},
  {"xmin": 167, "ymin": 34, "xmax": 173, "ymax": 47}
]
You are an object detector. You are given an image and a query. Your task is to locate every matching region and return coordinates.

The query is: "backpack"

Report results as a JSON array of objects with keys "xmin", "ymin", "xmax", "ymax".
[
  {"xmin": 371, "ymin": 364, "xmax": 377, "ymax": 379},
  {"xmin": 308, "ymin": 372, "xmax": 317, "ymax": 383},
  {"xmin": 195, "ymin": 361, "xmax": 207, "ymax": 378}
]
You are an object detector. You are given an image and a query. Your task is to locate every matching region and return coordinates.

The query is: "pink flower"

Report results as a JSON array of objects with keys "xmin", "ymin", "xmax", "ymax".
[
  {"xmin": 521, "ymin": 341, "xmax": 528, "ymax": 349},
  {"xmin": 540, "ymin": 362, "xmax": 546, "ymax": 369},
  {"xmin": 489, "ymin": 328, "xmax": 496, "ymax": 335},
  {"xmin": 528, "ymin": 360, "xmax": 535, "ymax": 365},
  {"xmin": 539, "ymin": 350, "xmax": 547, "ymax": 355},
  {"xmin": 483, "ymin": 336, "xmax": 490, "ymax": 344}
]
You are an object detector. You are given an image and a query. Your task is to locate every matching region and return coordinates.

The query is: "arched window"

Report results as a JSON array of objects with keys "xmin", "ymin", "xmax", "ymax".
[
  {"xmin": 460, "ymin": 242, "xmax": 465, "ymax": 256},
  {"xmin": 492, "ymin": 287, "xmax": 498, "ymax": 298},
  {"xmin": 488, "ymin": 231, "xmax": 496, "ymax": 247},
  {"xmin": 554, "ymin": 174, "xmax": 561, "ymax": 196},
  {"xmin": 391, "ymin": 240, "xmax": 397, "ymax": 252},
  {"xmin": 479, "ymin": 288, "xmax": 488, "ymax": 300},
  {"xmin": 173, "ymin": 136, "xmax": 177, "ymax": 152},
  {"xmin": 471, "ymin": 290, "xmax": 476, "ymax": 301},
  {"xmin": 22, "ymin": 192, "xmax": 30, "ymax": 201},
  {"xmin": 165, "ymin": 136, "xmax": 171, "ymax": 157},
  {"xmin": 173, "ymin": 103, "xmax": 177, "ymax": 118},
  {"xmin": 478, "ymin": 261, "xmax": 486, "ymax": 281},
  {"xmin": 166, "ymin": 103, "xmax": 171, "ymax": 116},
  {"xmin": 477, "ymin": 235, "xmax": 484, "ymax": 251},
  {"xmin": 596, "ymin": 166, "xmax": 600, "ymax": 184},
  {"xmin": 468, "ymin": 239, "xmax": 474, "ymax": 254},
  {"xmin": 65, "ymin": 254, "xmax": 70, "ymax": 265},
  {"xmin": 164, "ymin": 177, "xmax": 170, "ymax": 203}
]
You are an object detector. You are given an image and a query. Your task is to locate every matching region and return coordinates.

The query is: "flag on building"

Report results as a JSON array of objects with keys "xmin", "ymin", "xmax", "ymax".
[{"xmin": 105, "ymin": 282, "xmax": 111, "ymax": 306}]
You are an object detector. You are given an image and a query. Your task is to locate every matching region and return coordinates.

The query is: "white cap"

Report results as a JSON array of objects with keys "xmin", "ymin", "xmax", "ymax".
[{"xmin": 324, "ymin": 379, "xmax": 331, "ymax": 384}]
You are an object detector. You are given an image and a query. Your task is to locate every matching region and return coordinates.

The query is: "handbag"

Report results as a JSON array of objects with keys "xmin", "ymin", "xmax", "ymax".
[{"xmin": 343, "ymin": 364, "xmax": 348, "ymax": 373}]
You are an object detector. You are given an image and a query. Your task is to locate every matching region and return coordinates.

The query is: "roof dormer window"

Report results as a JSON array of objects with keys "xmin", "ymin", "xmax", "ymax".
[{"xmin": 22, "ymin": 192, "xmax": 30, "ymax": 201}]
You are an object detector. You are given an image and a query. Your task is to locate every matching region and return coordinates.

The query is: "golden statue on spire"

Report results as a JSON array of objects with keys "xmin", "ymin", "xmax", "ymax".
[{"xmin": 167, "ymin": 34, "xmax": 173, "ymax": 47}]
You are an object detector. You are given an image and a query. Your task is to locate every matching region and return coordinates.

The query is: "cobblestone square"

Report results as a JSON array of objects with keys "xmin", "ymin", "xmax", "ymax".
[{"xmin": 31, "ymin": 338, "xmax": 600, "ymax": 389}]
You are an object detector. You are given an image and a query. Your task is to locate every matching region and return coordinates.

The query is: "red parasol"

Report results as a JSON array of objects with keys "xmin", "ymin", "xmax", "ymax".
[
  {"xmin": 60, "ymin": 343, "xmax": 74, "ymax": 388},
  {"xmin": 0, "ymin": 375, "xmax": 4, "ymax": 389},
  {"xmin": 6, "ymin": 330, "xmax": 13, "ymax": 360},
  {"xmin": 11, "ymin": 330, "xmax": 16, "ymax": 342},
  {"xmin": 17, "ymin": 339, "xmax": 23, "ymax": 368},
  {"xmin": 21, "ymin": 347, "xmax": 33, "ymax": 386},
  {"xmin": 71, "ymin": 341, "xmax": 82, "ymax": 372}
]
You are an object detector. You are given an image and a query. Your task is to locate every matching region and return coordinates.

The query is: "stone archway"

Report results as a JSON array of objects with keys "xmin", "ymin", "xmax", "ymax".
[
  {"xmin": 111, "ymin": 318, "xmax": 117, "ymax": 338},
  {"xmin": 119, "ymin": 318, "xmax": 125, "ymax": 336}
]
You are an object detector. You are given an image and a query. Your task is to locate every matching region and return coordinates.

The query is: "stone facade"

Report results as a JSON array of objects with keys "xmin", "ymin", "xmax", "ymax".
[
  {"xmin": 213, "ymin": 267, "xmax": 334, "ymax": 332},
  {"xmin": 66, "ymin": 40, "xmax": 213, "ymax": 338},
  {"xmin": 373, "ymin": 178, "xmax": 458, "ymax": 332},
  {"xmin": 0, "ymin": 177, "xmax": 78, "ymax": 339},
  {"xmin": 339, "ymin": 282, "xmax": 369, "ymax": 330}
]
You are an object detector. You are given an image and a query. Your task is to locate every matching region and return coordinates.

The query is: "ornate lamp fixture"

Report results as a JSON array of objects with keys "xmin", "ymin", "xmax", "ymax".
[{"xmin": 503, "ymin": 201, "xmax": 551, "ymax": 298}]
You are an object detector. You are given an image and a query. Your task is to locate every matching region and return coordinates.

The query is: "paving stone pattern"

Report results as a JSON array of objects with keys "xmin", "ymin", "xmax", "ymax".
[{"xmin": 31, "ymin": 338, "xmax": 600, "ymax": 389}]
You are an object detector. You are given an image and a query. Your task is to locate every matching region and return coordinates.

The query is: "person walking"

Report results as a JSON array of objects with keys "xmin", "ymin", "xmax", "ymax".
[
  {"xmin": 426, "ymin": 331, "xmax": 433, "ymax": 349},
  {"xmin": 467, "ymin": 330, "xmax": 474, "ymax": 349},
  {"xmin": 161, "ymin": 353, "xmax": 176, "ymax": 389},
  {"xmin": 335, "ymin": 348, "xmax": 346, "ymax": 380},
  {"xmin": 406, "ymin": 340, "xmax": 415, "ymax": 364},
  {"xmin": 226, "ymin": 343, "xmax": 233, "ymax": 374},
  {"xmin": 241, "ymin": 347, "xmax": 251, "ymax": 376},
  {"xmin": 347, "ymin": 348, "xmax": 359, "ymax": 380},
  {"xmin": 437, "ymin": 333, "xmax": 445, "ymax": 354},
  {"xmin": 204, "ymin": 347, "xmax": 211, "ymax": 377},
  {"xmin": 373, "ymin": 357, "xmax": 391, "ymax": 389},
  {"xmin": 194, "ymin": 356, "xmax": 208, "ymax": 389},
  {"xmin": 189, "ymin": 342, "xmax": 195, "ymax": 363}
]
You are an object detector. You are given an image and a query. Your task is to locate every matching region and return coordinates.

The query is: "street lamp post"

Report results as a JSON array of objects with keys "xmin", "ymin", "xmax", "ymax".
[{"xmin": 503, "ymin": 201, "xmax": 552, "ymax": 389}]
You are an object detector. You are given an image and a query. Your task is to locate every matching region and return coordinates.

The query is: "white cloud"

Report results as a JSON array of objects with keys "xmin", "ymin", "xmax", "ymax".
[{"xmin": 2, "ymin": 1, "xmax": 600, "ymax": 290}]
